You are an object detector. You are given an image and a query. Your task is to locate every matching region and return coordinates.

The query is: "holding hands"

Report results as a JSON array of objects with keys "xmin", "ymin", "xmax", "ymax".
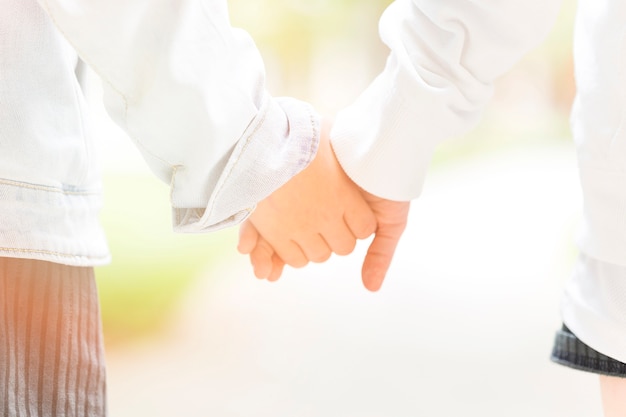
[{"xmin": 238, "ymin": 121, "xmax": 410, "ymax": 291}]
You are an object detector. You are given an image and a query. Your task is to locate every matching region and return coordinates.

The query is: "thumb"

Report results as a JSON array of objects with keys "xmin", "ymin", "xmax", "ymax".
[{"xmin": 361, "ymin": 222, "xmax": 406, "ymax": 292}]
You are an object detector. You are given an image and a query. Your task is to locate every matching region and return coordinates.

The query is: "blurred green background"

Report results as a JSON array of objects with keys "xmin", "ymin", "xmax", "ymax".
[
  {"xmin": 94, "ymin": 0, "xmax": 577, "ymax": 349},
  {"xmin": 95, "ymin": 175, "xmax": 236, "ymax": 347}
]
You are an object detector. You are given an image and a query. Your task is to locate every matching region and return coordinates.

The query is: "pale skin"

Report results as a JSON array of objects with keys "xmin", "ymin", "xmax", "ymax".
[
  {"xmin": 600, "ymin": 376, "xmax": 626, "ymax": 417},
  {"xmin": 238, "ymin": 121, "xmax": 410, "ymax": 291}
]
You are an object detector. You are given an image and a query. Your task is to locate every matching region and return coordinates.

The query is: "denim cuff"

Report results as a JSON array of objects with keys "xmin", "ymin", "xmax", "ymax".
[{"xmin": 551, "ymin": 325, "xmax": 626, "ymax": 377}]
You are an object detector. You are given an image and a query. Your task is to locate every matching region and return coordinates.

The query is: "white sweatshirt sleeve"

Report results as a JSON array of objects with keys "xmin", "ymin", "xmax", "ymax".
[
  {"xmin": 331, "ymin": 0, "xmax": 563, "ymax": 201},
  {"xmin": 37, "ymin": 0, "xmax": 319, "ymax": 232}
]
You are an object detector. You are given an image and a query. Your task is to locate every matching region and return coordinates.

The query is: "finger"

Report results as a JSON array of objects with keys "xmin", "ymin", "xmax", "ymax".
[
  {"xmin": 322, "ymin": 222, "xmax": 357, "ymax": 256},
  {"xmin": 249, "ymin": 237, "xmax": 276, "ymax": 279},
  {"xmin": 267, "ymin": 253, "xmax": 286, "ymax": 282},
  {"xmin": 296, "ymin": 233, "xmax": 332, "ymax": 263},
  {"xmin": 238, "ymin": 220, "xmax": 259, "ymax": 255},
  {"xmin": 361, "ymin": 222, "xmax": 407, "ymax": 292},
  {"xmin": 343, "ymin": 201, "xmax": 377, "ymax": 240},
  {"xmin": 271, "ymin": 240, "xmax": 309, "ymax": 269}
]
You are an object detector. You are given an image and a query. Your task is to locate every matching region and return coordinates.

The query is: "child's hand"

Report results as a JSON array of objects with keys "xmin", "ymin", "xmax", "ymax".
[
  {"xmin": 238, "ymin": 121, "xmax": 377, "ymax": 277},
  {"xmin": 237, "ymin": 120, "xmax": 410, "ymax": 292},
  {"xmin": 238, "ymin": 191, "xmax": 410, "ymax": 291},
  {"xmin": 238, "ymin": 221, "xmax": 285, "ymax": 281}
]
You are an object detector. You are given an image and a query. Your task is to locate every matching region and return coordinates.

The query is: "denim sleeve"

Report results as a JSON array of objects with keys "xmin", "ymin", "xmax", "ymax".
[{"xmin": 38, "ymin": 0, "xmax": 319, "ymax": 232}]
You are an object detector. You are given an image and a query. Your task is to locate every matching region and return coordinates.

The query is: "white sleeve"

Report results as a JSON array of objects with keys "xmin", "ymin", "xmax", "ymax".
[
  {"xmin": 331, "ymin": 0, "xmax": 562, "ymax": 201},
  {"xmin": 38, "ymin": 0, "xmax": 319, "ymax": 232}
]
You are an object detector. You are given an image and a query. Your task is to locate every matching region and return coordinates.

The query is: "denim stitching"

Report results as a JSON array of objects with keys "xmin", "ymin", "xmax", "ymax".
[
  {"xmin": 0, "ymin": 179, "xmax": 99, "ymax": 196},
  {"xmin": 0, "ymin": 247, "xmax": 109, "ymax": 261}
]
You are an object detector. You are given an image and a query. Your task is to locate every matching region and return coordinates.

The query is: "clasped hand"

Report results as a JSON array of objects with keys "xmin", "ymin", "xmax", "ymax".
[{"xmin": 238, "ymin": 122, "xmax": 410, "ymax": 291}]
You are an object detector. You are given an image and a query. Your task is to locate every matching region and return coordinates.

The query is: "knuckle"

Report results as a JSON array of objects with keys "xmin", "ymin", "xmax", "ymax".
[
  {"xmin": 334, "ymin": 239, "xmax": 356, "ymax": 256},
  {"xmin": 354, "ymin": 220, "xmax": 377, "ymax": 239},
  {"xmin": 311, "ymin": 250, "xmax": 332, "ymax": 263},
  {"xmin": 288, "ymin": 257, "xmax": 308, "ymax": 268}
]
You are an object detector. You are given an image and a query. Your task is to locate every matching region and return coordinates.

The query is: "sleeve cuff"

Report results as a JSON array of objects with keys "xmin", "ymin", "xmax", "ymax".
[
  {"xmin": 172, "ymin": 95, "xmax": 320, "ymax": 232},
  {"xmin": 330, "ymin": 55, "xmax": 485, "ymax": 201}
]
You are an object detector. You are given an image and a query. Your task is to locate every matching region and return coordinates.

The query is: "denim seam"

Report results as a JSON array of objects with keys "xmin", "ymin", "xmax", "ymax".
[
  {"xmin": 0, "ymin": 179, "xmax": 99, "ymax": 196},
  {"xmin": 0, "ymin": 247, "xmax": 110, "ymax": 263}
]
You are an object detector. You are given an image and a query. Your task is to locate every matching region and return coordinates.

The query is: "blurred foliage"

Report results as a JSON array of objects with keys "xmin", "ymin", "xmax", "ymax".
[
  {"xmin": 231, "ymin": 0, "xmax": 576, "ymax": 159},
  {"xmin": 97, "ymin": 175, "xmax": 237, "ymax": 348},
  {"xmin": 230, "ymin": 0, "xmax": 392, "ymax": 104}
]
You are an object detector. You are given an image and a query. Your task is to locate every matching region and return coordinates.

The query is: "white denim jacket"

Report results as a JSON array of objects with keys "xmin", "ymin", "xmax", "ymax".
[{"xmin": 1, "ymin": 0, "xmax": 319, "ymax": 265}]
